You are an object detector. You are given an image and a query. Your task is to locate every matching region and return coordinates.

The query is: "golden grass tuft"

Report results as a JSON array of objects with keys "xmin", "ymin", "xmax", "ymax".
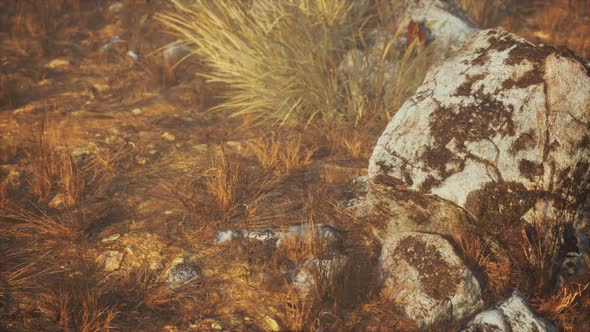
[
  {"xmin": 249, "ymin": 134, "xmax": 316, "ymax": 175},
  {"xmin": 158, "ymin": 0, "xmax": 365, "ymax": 126},
  {"xmin": 204, "ymin": 151, "xmax": 240, "ymax": 220}
]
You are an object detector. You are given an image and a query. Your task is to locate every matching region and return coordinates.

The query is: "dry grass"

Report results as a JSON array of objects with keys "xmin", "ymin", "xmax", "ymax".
[
  {"xmin": 158, "ymin": 0, "xmax": 365, "ymax": 126},
  {"xmin": 2, "ymin": 0, "xmax": 590, "ymax": 331},
  {"xmin": 24, "ymin": 120, "xmax": 85, "ymax": 208},
  {"xmin": 524, "ymin": 0, "xmax": 590, "ymax": 56},
  {"xmin": 459, "ymin": 0, "xmax": 510, "ymax": 28},
  {"xmin": 204, "ymin": 151, "xmax": 240, "ymax": 220},
  {"xmin": 249, "ymin": 134, "xmax": 316, "ymax": 175}
]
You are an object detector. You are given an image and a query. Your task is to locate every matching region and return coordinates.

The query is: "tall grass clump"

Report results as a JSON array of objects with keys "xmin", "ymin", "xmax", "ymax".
[{"xmin": 158, "ymin": 0, "xmax": 367, "ymax": 126}]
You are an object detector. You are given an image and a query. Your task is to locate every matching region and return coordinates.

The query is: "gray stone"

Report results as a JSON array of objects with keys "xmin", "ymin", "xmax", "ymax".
[
  {"xmin": 379, "ymin": 232, "xmax": 483, "ymax": 327},
  {"xmin": 462, "ymin": 290, "xmax": 557, "ymax": 332},
  {"xmin": 369, "ymin": 28, "xmax": 590, "ymax": 247},
  {"xmin": 290, "ymin": 254, "xmax": 348, "ymax": 296}
]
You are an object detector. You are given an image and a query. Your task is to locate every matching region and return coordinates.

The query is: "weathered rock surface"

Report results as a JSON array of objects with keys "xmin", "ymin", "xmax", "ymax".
[
  {"xmin": 370, "ymin": 175, "xmax": 478, "ymax": 243},
  {"xmin": 379, "ymin": 232, "xmax": 483, "ymax": 327},
  {"xmin": 462, "ymin": 290, "xmax": 557, "ymax": 332},
  {"xmin": 166, "ymin": 252, "xmax": 202, "ymax": 289},
  {"xmin": 392, "ymin": 0, "xmax": 478, "ymax": 50},
  {"xmin": 96, "ymin": 250, "xmax": 123, "ymax": 272},
  {"xmin": 369, "ymin": 28, "xmax": 590, "ymax": 243},
  {"xmin": 290, "ymin": 254, "xmax": 348, "ymax": 297},
  {"xmin": 215, "ymin": 223, "xmax": 343, "ymax": 246}
]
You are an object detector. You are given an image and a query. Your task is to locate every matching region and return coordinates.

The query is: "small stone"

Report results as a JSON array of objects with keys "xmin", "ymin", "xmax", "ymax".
[
  {"xmin": 96, "ymin": 250, "xmax": 123, "ymax": 272},
  {"xmin": 162, "ymin": 132, "xmax": 176, "ymax": 141},
  {"xmin": 263, "ymin": 316, "xmax": 280, "ymax": 332},
  {"xmin": 101, "ymin": 233, "xmax": 121, "ymax": 243},
  {"xmin": 462, "ymin": 290, "xmax": 557, "ymax": 332},
  {"xmin": 46, "ymin": 59, "xmax": 70, "ymax": 69},
  {"xmin": 379, "ymin": 232, "xmax": 483, "ymax": 327},
  {"xmin": 100, "ymin": 36, "xmax": 123, "ymax": 51},
  {"xmin": 291, "ymin": 254, "xmax": 348, "ymax": 295},
  {"xmin": 131, "ymin": 108, "xmax": 142, "ymax": 115},
  {"xmin": 71, "ymin": 146, "xmax": 93, "ymax": 157},
  {"xmin": 127, "ymin": 50, "xmax": 139, "ymax": 61},
  {"xmin": 210, "ymin": 322, "xmax": 223, "ymax": 330},
  {"xmin": 108, "ymin": 2, "xmax": 124, "ymax": 13},
  {"xmin": 215, "ymin": 230, "xmax": 236, "ymax": 243},
  {"xmin": 167, "ymin": 263, "xmax": 201, "ymax": 289}
]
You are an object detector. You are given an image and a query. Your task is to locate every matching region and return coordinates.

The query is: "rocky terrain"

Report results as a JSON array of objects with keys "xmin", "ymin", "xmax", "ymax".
[{"xmin": 1, "ymin": 0, "xmax": 589, "ymax": 331}]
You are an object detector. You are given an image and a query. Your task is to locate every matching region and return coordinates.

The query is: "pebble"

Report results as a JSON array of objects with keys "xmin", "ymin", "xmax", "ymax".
[
  {"xmin": 127, "ymin": 50, "xmax": 139, "ymax": 61},
  {"xmin": 264, "ymin": 316, "xmax": 280, "ymax": 332},
  {"xmin": 71, "ymin": 146, "xmax": 93, "ymax": 157},
  {"xmin": 96, "ymin": 250, "xmax": 123, "ymax": 272},
  {"xmin": 108, "ymin": 2, "xmax": 124, "ymax": 13},
  {"xmin": 162, "ymin": 132, "xmax": 176, "ymax": 141},
  {"xmin": 131, "ymin": 108, "xmax": 142, "ymax": 115},
  {"xmin": 46, "ymin": 59, "xmax": 70, "ymax": 69},
  {"xmin": 101, "ymin": 233, "xmax": 121, "ymax": 243}
]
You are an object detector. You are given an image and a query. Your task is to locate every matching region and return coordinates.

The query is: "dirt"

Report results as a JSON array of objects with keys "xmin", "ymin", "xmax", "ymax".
[{"xmin": 0, "ymin": 1, "xmax": 376, "ymax": 330}]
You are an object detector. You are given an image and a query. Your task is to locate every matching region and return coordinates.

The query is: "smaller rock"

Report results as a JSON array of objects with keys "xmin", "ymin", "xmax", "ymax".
[
  {"xmin": 166, "ymin": 253, "xmax": 202, "ymax": 289},
  {"xmin": 96, "ymin": 250, "xmax": 123, "ymax": 272},
  {"xmin": 162, "ymin": 132, "xmax": 176, "ymax": 141},
  {"xmin": 45, "ymin": 59, "xmax": 70, "ymax": 69},
  {"xmin": 263, "ymin": 316, "xmax": 280, "ymax": 332},
  {"xmin": 100, "ymin": 36, "xmax": 123, "ymax": 51},
  {"xmin": 215, "ymin": 224, "xmax": 343, "ymax": 246},
  {"xmin": 167, "ymin": 263, "xmax": 201, "ymax": 289},
  {"xmin": 131, "ymin": 108, "xmax": 142, "ymax": 115},
  {"xmin": 462, "ymin": 290, "xmax": 558, "ymax": 332},
  {"xmin": 108, "ymin": 2, "xmax": 124, "ymax": 13},
  {"xmin": 101, "ymin": 233, "xmax": 121, "ymax": 243},
  {"xmin": 380, "ymin": 232, "xmax": 483, "ymax": 327},
  {"xmin": 343, "ymin": 175, "xmax": 369, "ymax": 218},
  {"xmin": 215, "ymin": 230, "xmax": 237, "ymax": 243},
  {"xmin": 71, "ymin": 146, "xmax": 94, "ymax": 157},
  {"xmin": 127, "ymin": 50, "xmax": 139, "ymax": 61},
  {"xmin": 291, "ymin": 254, "xmax": 348, "ymax": 295},
  {"xmin": 210, "ymin": 322, "xmax": 223, "ymax": 330}
]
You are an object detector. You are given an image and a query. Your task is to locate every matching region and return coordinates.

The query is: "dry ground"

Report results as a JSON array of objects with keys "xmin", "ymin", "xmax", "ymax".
[{"xmin": 0, "ymin": 0, "xmax": 589, "ymax": 331}]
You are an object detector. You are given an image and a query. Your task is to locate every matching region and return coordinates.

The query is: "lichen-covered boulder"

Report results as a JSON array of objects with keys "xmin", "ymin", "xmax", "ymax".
[
  {"xmin": 369, "ymin": 28, "xmax": 590, "ymax": 238},
  {"xmin": 379, "ymin": 232, "xmax": 483, "ymax": 327},
  {"xmin": 393, "ymin": 0, "xmax": 478, "ymax": 50},
  {"xmin": 462, "ymin": 290, "xmax": 557, "ymax": 332}
]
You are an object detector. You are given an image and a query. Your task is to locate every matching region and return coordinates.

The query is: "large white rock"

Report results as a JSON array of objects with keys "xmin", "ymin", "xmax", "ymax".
[
  {"xmin": 369, "ymin": 27, "xmax": 590, "ymax": 231},
  {"xmin": 379, "ymin": 231, "xmax": 483, "ymax": 327},
  {"xmin": 462, "ymin": 290, "xmax": 557, "ymax": 332}
]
